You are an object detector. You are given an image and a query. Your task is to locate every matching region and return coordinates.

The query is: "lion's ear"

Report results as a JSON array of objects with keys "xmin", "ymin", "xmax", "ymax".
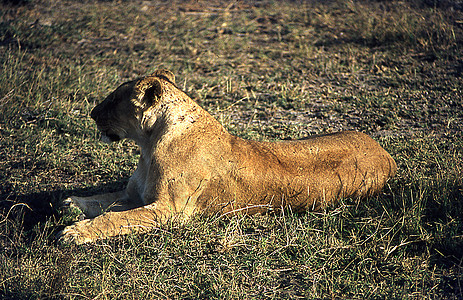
[
  {"xmin": 150, "ymin": 69, "xmax": 175, "ymax": 85},
  {"xmin": 134, "ymin": 76, "xmax": 163, "ymax": 108}
]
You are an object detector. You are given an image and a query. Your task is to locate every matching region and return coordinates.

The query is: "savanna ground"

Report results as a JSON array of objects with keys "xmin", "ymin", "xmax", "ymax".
[{"xmin": 1, "ymin": 0, "xmax": 462, "ymax": 298}]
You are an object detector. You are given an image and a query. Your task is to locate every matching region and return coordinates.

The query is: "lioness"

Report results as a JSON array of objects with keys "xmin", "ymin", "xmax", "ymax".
[{"xmin": 59, "ymin": 70, "xmax": 396, "ymax": 244}]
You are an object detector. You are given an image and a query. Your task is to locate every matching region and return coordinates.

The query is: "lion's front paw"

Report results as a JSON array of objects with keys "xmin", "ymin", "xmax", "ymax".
[
  {"xmin": 60, "ymin": 197, "xmax": 85, "ymax": 222},
  {"xmin": 57, "ymin": 220, "xmax": 97, "ymax": 245}
]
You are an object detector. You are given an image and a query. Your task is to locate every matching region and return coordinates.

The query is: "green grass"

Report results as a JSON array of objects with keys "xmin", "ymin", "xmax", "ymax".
[{"xmin": 1, "ymin": 0, "xmax": 462, "ymax": 298}]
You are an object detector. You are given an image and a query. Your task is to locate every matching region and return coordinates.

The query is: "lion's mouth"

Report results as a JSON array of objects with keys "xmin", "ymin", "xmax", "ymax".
[
  {"xmin": 106, "ymin": 133, "xmax": 121, "ymax": 142},
  {"xmin": 98, "ymin": 128, "xmax": 121, "ymax": 143}
]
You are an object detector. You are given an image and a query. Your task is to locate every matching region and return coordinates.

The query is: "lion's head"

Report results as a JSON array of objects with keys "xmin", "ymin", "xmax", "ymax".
[{"xmin": 90, "ymin": 70, "xmax": 176, "ymax": 143}]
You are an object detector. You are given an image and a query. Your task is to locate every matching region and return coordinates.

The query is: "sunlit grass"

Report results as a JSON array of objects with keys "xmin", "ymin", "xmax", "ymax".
[{"xmin": 0, "ymin": 0, "xmax": 462, "ymax": 298}]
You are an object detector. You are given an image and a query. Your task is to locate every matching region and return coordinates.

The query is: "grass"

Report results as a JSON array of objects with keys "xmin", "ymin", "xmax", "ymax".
[{"xmin": 1, "ymin": 0, "xmax": 462, "ymax": 298}]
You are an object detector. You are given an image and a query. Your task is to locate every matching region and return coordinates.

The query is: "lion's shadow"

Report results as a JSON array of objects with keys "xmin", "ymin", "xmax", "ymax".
[{"xmin": 0, "ymin": 180, "xmax": 128, "ymax": 231}]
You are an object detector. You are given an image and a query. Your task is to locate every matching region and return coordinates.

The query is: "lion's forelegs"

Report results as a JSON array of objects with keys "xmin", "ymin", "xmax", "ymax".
[
  {"xmin": 62, "ymin": 191, "xmax": 137, "ymax": 218},
  {"xmin": 58, "ymin": 202, "xmax": 180, "ymax": 244}
]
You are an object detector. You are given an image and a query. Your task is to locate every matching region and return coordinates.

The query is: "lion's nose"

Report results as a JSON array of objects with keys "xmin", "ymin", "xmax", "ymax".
[{"xmin": 90, "ymin": 104, "xmax": 101, "ymax": 121}]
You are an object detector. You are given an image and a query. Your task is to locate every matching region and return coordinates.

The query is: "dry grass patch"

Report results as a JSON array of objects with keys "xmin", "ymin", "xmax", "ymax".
[{"xmin": 1, "ymin": 0, "xmax": 462, "ymax": 298}]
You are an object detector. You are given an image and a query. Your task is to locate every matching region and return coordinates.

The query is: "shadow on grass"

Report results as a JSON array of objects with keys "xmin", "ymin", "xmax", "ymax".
[
  {"xmin": 423, "ymin": 182, "xmax": 463, "ymax": 260},
  {"xmin": 0, "ymin": 179, "xmax": 128, "ymax": 232}
]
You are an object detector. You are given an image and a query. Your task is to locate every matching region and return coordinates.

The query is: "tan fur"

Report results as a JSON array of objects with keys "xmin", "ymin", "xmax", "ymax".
[{"xmin": 59, "ymin": 70, "xmax": 397, "ymax": 244}]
